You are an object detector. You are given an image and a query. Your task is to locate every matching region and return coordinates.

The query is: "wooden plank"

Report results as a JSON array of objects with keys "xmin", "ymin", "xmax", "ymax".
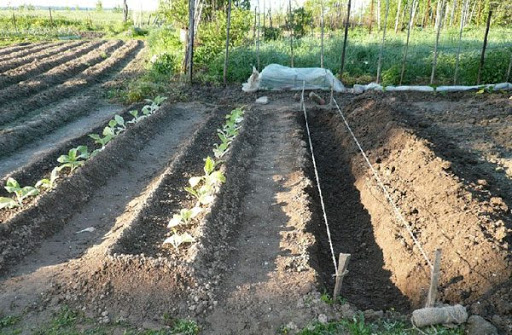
[
  {"xmin": 333, "ymin": 253, "xmax": 351, "ymax": 299},
  {"xmin": 426, "ymin": 248, "xmax": 442, "ymax": 308}
]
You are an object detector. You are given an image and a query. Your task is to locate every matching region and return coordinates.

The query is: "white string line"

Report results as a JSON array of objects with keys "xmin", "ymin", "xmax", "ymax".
[
  {"xmin": 301, "ymin": 85, "xmax": 339, "ymax": 275},
  {"xmin": 333, "ymin": 98, "xmax": 433, "ymax": 270}
]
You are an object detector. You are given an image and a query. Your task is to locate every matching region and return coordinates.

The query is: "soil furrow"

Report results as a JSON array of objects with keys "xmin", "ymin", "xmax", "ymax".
[
  {"xmin": 0, "ymin": 40, "xmax": 140, "ymax": 127},
  {"xmin": 0, "ymin": 42, "xmax": 43, "ymax": 57},
  {"xmin": 0, "ymin": 40, "xmax": 119, "ymax": 109},
  {"xmin": 202, "ymin": 101, "xmax": 319, "ymax": 334},
  {"xmin": 0, "ymin": 102, "xmax": 208, "ymax": 276},
  {"xmin": 0, "ymin": 41, "xmax": 66, "ymax": 71},
  {"xmin": 0, "ymin": 40, "xmax": 98, "ymax": 88},
  {"xmin": 0, "ymin": 44, "xmax": 145, "ymax": 159}
]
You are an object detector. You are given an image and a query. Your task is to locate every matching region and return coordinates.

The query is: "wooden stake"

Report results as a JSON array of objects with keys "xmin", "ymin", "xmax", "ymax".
[
  {"xmin": 425, "ymin": 248, "xmax": 442, "ymax": 308},
  {"xmin": 339, "ymin": 0, "xmax": 352, "ymax": 78},
  {"xmin": 477, "ymin": 8, "xmax": 492, "ymax": 85},
  {"xmin": 333, "ymin": 253, "xmax": 351, "ymax": 299},
  {"xmin": 223, "ymin": 0, "xmax": 232, "ymax": 86}
]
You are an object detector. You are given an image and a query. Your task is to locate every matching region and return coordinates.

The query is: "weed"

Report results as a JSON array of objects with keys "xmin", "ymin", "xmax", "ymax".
[
  {"xmin": 0, "ymin": 315, "xmax": 21, "ymax": 328},
  {"xmin": 171, "ymin": 319, "xmax": 200, "ymax": 335}
]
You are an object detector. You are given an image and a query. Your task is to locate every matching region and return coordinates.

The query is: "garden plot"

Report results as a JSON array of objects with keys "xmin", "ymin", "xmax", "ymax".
[
  {"xmin": 0, "ymin": 41, "xmax": 63, "ymax": 67},
  {"xmin": 0, "ymin": 40, "xmax": 143, "ymax": 158},
  {"xmin": 0, "ymin": 42, "xmax": 44, "ymax": 57},
  {"xmin": 0, "ymin": 86, "xmax": 511, "ymax": 333}
]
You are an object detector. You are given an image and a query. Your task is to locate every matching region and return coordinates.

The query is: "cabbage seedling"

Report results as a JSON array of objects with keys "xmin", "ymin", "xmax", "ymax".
[
  {"xmin": 114, "ymin": 115, "xmax": 126, "ymax": 131},
  {"xmin": 167, "ymin": 207, "xmax": 202, "ymax": 228},
  {"xmin": 3, "ymin": 177, "xmax": 39, "ymax": 207},
  {"xmin": 0, "ymin": 196, "xmax": 17, "ymax": 209},
  {"xmin": 163, "ymin": 232, "xmax": 194, "ymax": 249},
  {"xmin": 58, "ymin": 146, "xmax": 90, "ymax": 173},
  {"xmin": 35, "ymin": 167, "xmax": 60, "ymax": 190},
  {"xmin": 89, "ymin": 133, "xmax": 112, "ymax": 148}
]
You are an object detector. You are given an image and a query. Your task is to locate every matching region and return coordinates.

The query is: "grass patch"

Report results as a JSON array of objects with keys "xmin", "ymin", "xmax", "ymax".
[{"xmin": 280, "ymin": 315, "xmax": 464, "ymax": 335}]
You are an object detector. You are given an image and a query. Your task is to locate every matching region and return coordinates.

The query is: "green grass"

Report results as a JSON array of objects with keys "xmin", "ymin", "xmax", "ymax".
[
  {"xmin": 0, "ymin": 8, "xmax": 152, "ymax": 45},
  {"xmin": 280, "ymin": 314, "xmax": 464, "ymax": 335},
  {"xmin": 0, "ymin": 307, "xmax": 199, "ymax": 335}
]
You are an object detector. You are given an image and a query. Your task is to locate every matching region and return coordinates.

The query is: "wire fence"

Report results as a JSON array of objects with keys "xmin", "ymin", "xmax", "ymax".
[{"xmin": 248, "ymin": 0, "xmax": 512, "ymax": 86}]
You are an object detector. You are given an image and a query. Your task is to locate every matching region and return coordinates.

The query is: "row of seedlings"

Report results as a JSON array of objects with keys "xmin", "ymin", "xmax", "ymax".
[
  {"xmin": 0, "ymin": 96, "xmax": 167, "ymax": 211},
  {"xmin": 163, "ymin": 107, "xmax": 245, "ymax": 249}
]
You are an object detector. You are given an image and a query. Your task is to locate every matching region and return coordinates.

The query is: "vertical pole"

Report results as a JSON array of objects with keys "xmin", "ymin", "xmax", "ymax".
[
  {"xmin": 223, "ymin": 0, "xmax": 232, "ymax": 86},
  {"xmin": 426, "ymin": 249, "xmax": 442, "ymax": 308},
  {"xmin": 253, "ymin": 6, "xmax": 257, "ymax": 41},
  {"xmin": 453, "ymin": 0, "xmax": 468, "ymax": 84},
  {"xmin": 376, "ymin": 0, "xmax": 390, "ymax": 84},
  {"xmin": 333, "ymin": 253, "xmax": 351, "ymax": 299},
  {"xmin": 257, "ymin": 5, "xmax": 261, "ymax": 69},
  {"xmin": 394, "ymin": 0, "xmax": 401, "ymax": 33},
  {"xmin": 321, "ymin": 0, "xmax": 325, "ymax": 68},
  {"xmin": 369, "ymin": 0, "xmax": 374, "ymax": 34},
  {"xmin": 506, "ymin": 53, "xmax": 512, "ymax": 83},
  {"xmin": 340, "ymin": 0, "xmax": 352, "ymax": 78},
  {"xmin": 377, "ymin": 0, "xmax": 381, "ymax": 31},
  {"xmin": 477, "ymin": 9, "xmax": 492, "ymax": 85},
  {"xmin": 289, "ymin": 0, "xmax": 294, "ymax": 67},
  {"xmin": 49, "ymin": 7, "xmax": 53, "ymax": 27},
  {"xmin": 430, "ymin": 0, "xmax": 445, "ymax": 85},
  {"xmin": 400, "ymin": 0, "xmax": 417, "ymax": 85},
  {"xmin": 188, "ymin": 0, "xmax": 195, "ymax": 83},
  {"xmin": 12, "ymin": 13, "xmax": 18, "ymax": 33}
]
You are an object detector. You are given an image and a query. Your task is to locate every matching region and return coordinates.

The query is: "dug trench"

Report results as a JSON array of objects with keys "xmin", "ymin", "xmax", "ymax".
[{"xmin": 305, "ymin": 93, "xmax": 512, "ymax": 330}]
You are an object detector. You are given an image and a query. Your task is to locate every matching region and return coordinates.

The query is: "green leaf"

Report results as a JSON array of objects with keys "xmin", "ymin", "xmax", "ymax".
[
  {"xmin": 108, "ymin": 119, "xmax": 118, "ymax": 128},
  {"xmin": 35, "ymin": 179, "xmax": 51, "ymax": 189},
  {"xmin": 184, "ymin": 187, "xmax": 198, "ymax": 198},
  {"xmin": 114, "ymin": 115, "xmax": 125, "ymax": 127},
  {"xmin": 103, "ymin": 127, "xmax": 115, "ymax": 137},
  {"xmin": 167, "ymin": 214, "xmax": 183, "ymax": 228},
  {"xmin": 0, "ymin": 197, "xmax": 18, "ymax": 209},
  {"xmin": 89, "ymin": 134, "xmax": 101, "ymax": 141},
  {"xmin": 129, "ymin": 110, "xmax": 138, "ymax": 118},
  {"xmin": 204, "ymin": 157, "xmax": 215, "ymax": 175},
  {"xmin": 163, "ymin": 232, "xmax": 194, "ymax": 249},
  {"xmin": 6, "ymin": 177, "xmax": 20, "ymax": 190}
]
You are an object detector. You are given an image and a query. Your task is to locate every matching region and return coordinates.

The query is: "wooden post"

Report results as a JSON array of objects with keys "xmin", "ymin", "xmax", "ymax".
[
  {"xmin": 394, "ymin": 0, "xmax": 401, "ymax": 33},
  {"xmin": 257, "ymin": 5, "xmax": 261, "ymax": 70},
  {"xmin": 506, "ymin": 53, "xmax": 512, "ymax": 83},
  {"xmin": 333, "ymin": 253, "xmax": 351, "ymax": 299},
  {"xmin": 320, "ymin": 0, "xmax": 325, "ymax": 68},
  {"xmin": 425, "ymin": 249, "xmax": 442, "ymax": 308},
  {"xmin": 49, "ymin": 7, "xmax": 54, "ymax": 27},
  {"xmin": 12, "ymin": 13, "xmax": 18, "ymax": 33},
  {"xmin": 477, "ymin": 8, "xmax": 492, "ymax": 85},
  {"xmin": 188, "ymin": 0, "xmax": 195, "ymax": 83},
  {"xmin": 339, "ymin": 0, "xmax": 352, "ymax": 78},
  {"xmin": 288, "ymin": 0, "xmax": 294, "ymax": 67},
  {"xmin": 375, "ymin": 0, "xmax": 390, "ymax": 84},
  {"xmin": 430, "ymin": 0, "xmax": 445, "ymax": 85},
  {"xmin": 454, "ymin": 0, "xmax": 469, "ymax": 84},
  {"xmin": 223, "ymin": 0, "xmax": 232, "ymax": 86},
  {"xmin": 399, "ymin": 0, "xmax": 417, "ymax": 85}
]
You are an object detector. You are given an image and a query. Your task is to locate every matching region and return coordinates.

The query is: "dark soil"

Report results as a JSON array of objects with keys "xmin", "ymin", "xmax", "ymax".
[{"xmin": 0, "ymin": 41, "xmax": 63, "ymax": 68}]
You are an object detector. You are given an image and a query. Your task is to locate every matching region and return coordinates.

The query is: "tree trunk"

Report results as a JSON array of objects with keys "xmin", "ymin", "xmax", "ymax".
[
  {"xmin": 423, "ymin": 0, "xmax": 431, "ymax": 27},
  {"xmin": 430, "ymin": 0, "xmax": 445, "ymax": 84},
  {"xmin": 369, "ymin": 0, "xmax": 374, "ymax": 33},
  {"xmin": 340, "ymin": 0, "xmax": 352, "ymax": 77}
]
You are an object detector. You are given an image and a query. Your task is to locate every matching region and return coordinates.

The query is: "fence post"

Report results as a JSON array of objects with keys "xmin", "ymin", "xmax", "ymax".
[
  {"xmin": 477, "ymin": 8, "xmax": 492, "ymax": 85},
  {"xmin": 454, "ymin": 0, "xmax": 469, "ymax": 84},
  {"xmin": 375, "ymin": 0, "xmax": 389, "ymax": 84},
  {"xmin": 288, "ymin": 0, "xmax": 294, "ymax": 67},
  {"xmin": 339, "ymin": 0, "xmax": 352, "ymax": 78},
  {"xmin": 49, "ymin": 7, "xmax": 54, "ymax": 27},
  {"xmin": 223, "ymin": 0, "xmax": 232, "ymax": 86},
  {"xmin": 321, "ymin": 0, "xmax": 325, "ymax": 68},
  {"xmin": 430, "ymin": 0, "xmax": 445, "ymax": 85},
  {"xmin": 187, "ymin": 0, "xmax": 195, "ymax": 83},
  {"xmin": 12, "ymin": 13, "xmax": 18, "ymax": 33},
  {"xmin": 506, "ymin": 53, "xmax": 512, "ymax": 83},
  {"xmin": 399, "ymin": 0, "xmax": 417, "ymax": 85}
]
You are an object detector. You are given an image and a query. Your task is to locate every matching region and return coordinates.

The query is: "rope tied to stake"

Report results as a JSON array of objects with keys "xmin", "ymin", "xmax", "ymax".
[
  {"xmin": 332, "ymin": 97, "xmax": 433, "ymax": 269},
  {"xmin": 301, "ymin": 82, "xmax": 339, "ymax": 275}
]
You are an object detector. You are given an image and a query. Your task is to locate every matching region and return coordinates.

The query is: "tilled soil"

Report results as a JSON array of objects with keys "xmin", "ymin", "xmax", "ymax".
[{"xmin": 0, "ymin": 63, "xmax": 511, "ymax": 334}]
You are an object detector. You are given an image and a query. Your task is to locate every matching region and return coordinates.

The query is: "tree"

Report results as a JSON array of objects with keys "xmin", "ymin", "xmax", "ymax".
[{"xmin": 96, "ymin": 0, "xmax": 103, "ymax": 12}]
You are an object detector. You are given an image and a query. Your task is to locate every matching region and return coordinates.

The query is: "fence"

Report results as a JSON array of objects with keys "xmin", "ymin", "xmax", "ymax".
[{"xmin": 245, "ymin": 0, "xmax": 512, "ymax": 86}]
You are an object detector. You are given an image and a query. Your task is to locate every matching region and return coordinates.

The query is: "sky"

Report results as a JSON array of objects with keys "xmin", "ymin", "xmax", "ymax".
[{"xmin": 2, "ymin": 0, "xmax": 159, "ymax": 10}]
